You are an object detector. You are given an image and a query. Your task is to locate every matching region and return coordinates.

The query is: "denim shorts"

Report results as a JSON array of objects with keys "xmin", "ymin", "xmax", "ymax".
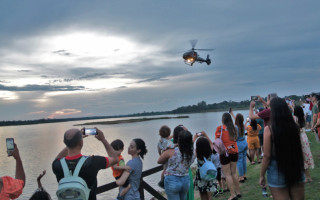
[
  {"xmin": 267, "ymin": 160, "xmax": 305, "ymax": 188},
  {"xmin": 306, "ymin": 114, "xmax": 311, "ymax": 122}
]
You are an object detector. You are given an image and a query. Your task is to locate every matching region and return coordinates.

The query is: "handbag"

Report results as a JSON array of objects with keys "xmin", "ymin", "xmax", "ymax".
[{"xmin": 213, "ymin": 126, "xmax": 229, "ymax": 157}]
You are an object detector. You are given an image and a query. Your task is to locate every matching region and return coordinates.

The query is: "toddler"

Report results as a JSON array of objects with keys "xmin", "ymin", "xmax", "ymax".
[
  {"xmin": 111, "ymin": 139, "xmax": 131, "ymax": 199},
  {"xmin": 157, "ymin": 125, "xmax": 175, "ymax": 188}
]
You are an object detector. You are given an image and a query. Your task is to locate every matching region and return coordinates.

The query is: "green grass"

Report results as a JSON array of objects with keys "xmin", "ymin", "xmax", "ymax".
[{"xmin": 194, "ymin": 131, "xmax": 320, "ymax": 200}]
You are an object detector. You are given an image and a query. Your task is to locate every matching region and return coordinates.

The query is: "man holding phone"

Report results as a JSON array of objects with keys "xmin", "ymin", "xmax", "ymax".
[
  {"xmin": 249, "ymin": 93, "xmax": 277, "ymax": 126},
  {"xmin": 52, "ymin": 127, "xmax": 118, "ymax": 200},
  {"xmin": 0, "ymin": 142, "xmax": 26, "ymax": 200}
]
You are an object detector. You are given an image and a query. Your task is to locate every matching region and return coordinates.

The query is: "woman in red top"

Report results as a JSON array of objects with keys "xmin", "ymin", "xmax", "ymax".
[{"xmin": 215, "ymin": 113, "xmax": 240, "ymax": 200}]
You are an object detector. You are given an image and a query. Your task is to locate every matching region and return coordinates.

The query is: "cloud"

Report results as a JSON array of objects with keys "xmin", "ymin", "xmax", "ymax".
[
  {"xmin": 17, "ymin": 69, "xmax": 32, "ymax": 73},
  {"xmin": 48, "ymin": 109, "xmax": 82, "ymax": 119},
  {"xmin": 28, "ymin": 110, "xmax": 46, "ymax": 115},
  {"xmin": 52, "ymin": 50, "xmax": 72, "ymax": 57},
  {"xmin": 0, "ymin": 84, "xmax": 85, "ymax": 91}
]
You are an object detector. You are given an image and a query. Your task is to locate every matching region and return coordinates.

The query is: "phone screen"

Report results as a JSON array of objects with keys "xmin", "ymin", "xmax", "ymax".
[
  {"xmin": 84, "ymin": 128, "xmax": 97, "ymax": 135},
  {"xmin": 251, "ymin": 96, "xmax": 258, "ymax": 101},
  {"xmin": 6, "ymin": 138, "xmax": 14, "ymax": 156},
  {"xmin": 196, "ymin": 132, "xmax": 202, "ymax": 136}
]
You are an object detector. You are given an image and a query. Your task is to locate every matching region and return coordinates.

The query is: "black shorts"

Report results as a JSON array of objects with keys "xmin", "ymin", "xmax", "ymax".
[
  {"xmin": 220, "ymin": 153, "xmax": 238, "ymax": 165},
  {"xmin": 115, "ymin": 175, "xmax": 130, "ymax": 188},
  {"xmin": 216, "ymin": 167, "xmax": 222, "ymax": 181}
]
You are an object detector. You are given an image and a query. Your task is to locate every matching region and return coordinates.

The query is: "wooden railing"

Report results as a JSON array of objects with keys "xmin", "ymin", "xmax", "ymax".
[{"xmin": 97, "ymin": 165, "xmax": 166, "ymax": 200}]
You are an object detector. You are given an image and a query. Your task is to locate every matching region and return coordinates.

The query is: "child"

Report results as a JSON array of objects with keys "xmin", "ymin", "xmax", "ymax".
[
  {"xmin": 111, "ymin": 139, "xmax": 131, "ymax": 200},
  {"xmin": 157, "ymin": 125, "xmax": 175, "ymax": 188},
  {"xmin": 211, "ymin": 148, "xmax": 224, "ymax": 194}
]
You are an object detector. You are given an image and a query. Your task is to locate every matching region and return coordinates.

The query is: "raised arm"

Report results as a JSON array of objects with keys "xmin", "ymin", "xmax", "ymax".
[
  {"xmin": 12, "ymin": 144, "xmax": 25, "ymax": 187},
  {"xmin": 37, "ymin": 170, "xmax": 46, "ymax": 189},
  {"xmin": 258, "ymin": 95, "xmax": 268, "ymax": 107},
  {"xmin": 55, "ymin": 147, "xmax": 68, "ymax": 160},
  {"xmin": 95, "ymin": 128, "xmax": 118, "ymax": 167},
  {"xmin": 229, "ymin": 108, "xmax": 236, "ymax": 120},
  {"xmin": 249, "ymin": 101, "xmax": 260, "ymax": 120}
]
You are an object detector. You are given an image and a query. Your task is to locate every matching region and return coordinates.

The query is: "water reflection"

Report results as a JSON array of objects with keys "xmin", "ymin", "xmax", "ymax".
[{"xmin": 0, "ymin": 111, "xmax": 248, "ymax": 200}]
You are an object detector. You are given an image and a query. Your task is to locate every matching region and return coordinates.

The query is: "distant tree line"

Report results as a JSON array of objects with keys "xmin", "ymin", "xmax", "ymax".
[{"xmin": 0, "ymin": 94, "xmax": 313, "ymax": 127}]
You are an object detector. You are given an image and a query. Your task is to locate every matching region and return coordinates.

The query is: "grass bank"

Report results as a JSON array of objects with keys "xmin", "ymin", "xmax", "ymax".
[{"xmin": 194, "ymin": 131, "xmax": 320, "ymax": 200}]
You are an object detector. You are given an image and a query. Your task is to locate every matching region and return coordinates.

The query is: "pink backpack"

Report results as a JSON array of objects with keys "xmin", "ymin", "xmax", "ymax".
[{"xmin": 213, "ymin": 126, "xmax": 229, "ymax": 157}]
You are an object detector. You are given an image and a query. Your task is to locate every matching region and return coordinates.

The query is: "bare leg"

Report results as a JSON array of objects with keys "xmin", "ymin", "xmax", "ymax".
[
  {"xmin": 255, "ymin": 148, "xmax": 261, "ymax": 162},
  {"xmin": 269, "ymin": 187, "xmax": 290, "ymax": 200},
  {"xmin": 289, "ymin": 183, "xmax": 305, "ymax": 200},
  {"xmin": 221, "ymin": 164, "xmax": 237, "ymax": 200},
  {"xmin": 200, "ymin": 191, "xmax": 212, "ymax": 200},
  {"xmin": 249, "ymin": 149, "xmax": 255, "ymax": 164},
  {"xmin": 230, "ymin": 162, "xmax": 240, "ymax": 195},
  {"xmin": 305, "ymin": 168, "xmax": 312, "ymax": 182}
]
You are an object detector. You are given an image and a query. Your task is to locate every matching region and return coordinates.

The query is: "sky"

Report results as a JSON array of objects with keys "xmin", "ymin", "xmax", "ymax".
[{"xmin": 0, "ymin": 1, "xmax": 319, "ymax": 121}]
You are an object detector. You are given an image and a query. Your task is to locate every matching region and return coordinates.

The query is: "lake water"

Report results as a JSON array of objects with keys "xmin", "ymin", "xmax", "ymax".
[{"xmin": 0, "ymin": 110, "xmax": 248, "ymax": 200}]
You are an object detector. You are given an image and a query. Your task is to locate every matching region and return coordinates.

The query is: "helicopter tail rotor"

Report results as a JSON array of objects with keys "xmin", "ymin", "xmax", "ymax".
[{"xmin": 206, "ymin": 54, "xmax": 211, "ymax": 65}]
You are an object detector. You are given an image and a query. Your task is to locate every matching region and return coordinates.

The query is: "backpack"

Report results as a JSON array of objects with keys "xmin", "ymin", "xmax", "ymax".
[
  {"xmin": 199, "ymin": 157, "xmax": 217, "ymax": 181},
  {"xmin": 213, "ymin": 126, "xmax": 229, "ymax": 157},
  {"xmin": 56, "ymin": 156, "xmax": 90, "ymax": 200}
]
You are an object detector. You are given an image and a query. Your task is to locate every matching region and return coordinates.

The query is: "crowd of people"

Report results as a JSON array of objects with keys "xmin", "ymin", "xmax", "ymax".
[{"xmin": 1, "ymin": 92, "xmax": 319, "ymax": 200}]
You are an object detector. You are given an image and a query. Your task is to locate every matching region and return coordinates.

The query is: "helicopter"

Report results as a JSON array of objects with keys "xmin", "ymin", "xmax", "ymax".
[{"xmin": 182, "ymin": 40, "xmax": 215, "ymax": 66}]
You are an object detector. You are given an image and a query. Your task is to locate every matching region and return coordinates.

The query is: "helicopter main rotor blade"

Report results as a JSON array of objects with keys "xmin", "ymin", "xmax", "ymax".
[
  {"xmin": 194, "ymin": 48, "xmax": 215, "ymax": 51},
  {"xmin": 190, "ymin": 39, "xmax": 198, "ymax": 49}
]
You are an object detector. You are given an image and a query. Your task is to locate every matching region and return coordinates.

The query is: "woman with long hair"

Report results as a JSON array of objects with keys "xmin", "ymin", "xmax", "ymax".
[
  {"xmin": 173, "ymin": 125, "xmax": 194, "ymax": 200},
  {"xmin": 215, "ymin": 113, "xmax": 240, "ymax": 200},
  {"xmin": 245, "ymin": 119, "xmax": 261, "ymax": 165},
  {"xmin": 233, "ymin": 113, "xmax": 248, "ymax": 183},
  {"xmin": 260, "ymin": 98, "xmax": 305, "ymax": 199},
  {"xmin": 294, "ymin": 105, "xmax": 314, "ymax": 182},
  {"xmin": 116, "ymin": 138, "xmax": 148, "ymax": 200},
  {"xmin": 193, "ymin": 133, "xmax": 216, "ymax": 200},
  {"xmin": 158, "ymin": 130, "xmax": 195, "ymax": 200}
]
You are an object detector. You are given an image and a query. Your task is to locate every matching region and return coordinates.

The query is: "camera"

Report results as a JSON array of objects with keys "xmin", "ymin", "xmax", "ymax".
[
  {"xmin": 6, "ymin": 138, "xmax": 14, "ymax": 156},
  {"xmin": 83, "ymin": 128, "xmax": 97, "ymax": 135},
  {"xmin": 251, "ymin": 96, "xmax": 258, "ymax": 101}
]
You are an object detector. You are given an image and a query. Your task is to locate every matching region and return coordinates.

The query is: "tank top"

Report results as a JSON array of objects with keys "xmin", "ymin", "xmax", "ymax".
[{"xmin": 165, "ymin": 147, "xmax": 195, "ymax": 176}]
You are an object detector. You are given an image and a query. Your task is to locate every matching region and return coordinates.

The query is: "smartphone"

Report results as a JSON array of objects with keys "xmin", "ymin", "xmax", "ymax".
[
  {"xmin": 196, "ymin": 132, "xmax": 202, "ymax": 136},
  {"xmin": 229, "ymin": 107, "xmax": 232, "ymax": 113},
  {"xmin": 84, "ymin": 128, "xmax": 97, "ymax": 135},
  {"xmin": 251, "ymin": 96, "xmax": 258, "ymax": 101},
  {"xmin": 6, "ymin": 138, "xmax": 14, "ymax": 156}
]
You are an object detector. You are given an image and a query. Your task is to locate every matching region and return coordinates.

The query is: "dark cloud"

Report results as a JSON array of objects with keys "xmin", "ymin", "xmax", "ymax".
[
  {"xmin": 17, "ymin": 70, "xmax": 32, "ymax": 72},
  {"xmin": 1, "ymin": 0, "xmax": 320, "ymax": 121},
  {"xmin": 0, "ymin": 84, "xmax": 85, "ymax": 91},
  {"xmin": 52, "ymin": 50, "xmax": 72, "ymax": 57},
  {"xmin": 79, "ymin": 73, "xmax": 107, "ymax": 80}
]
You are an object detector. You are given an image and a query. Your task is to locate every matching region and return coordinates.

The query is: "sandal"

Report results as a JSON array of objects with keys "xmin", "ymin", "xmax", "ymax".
[{"xmin": 250, "ymin": 162, "xmax": 256, "ymax": 165}]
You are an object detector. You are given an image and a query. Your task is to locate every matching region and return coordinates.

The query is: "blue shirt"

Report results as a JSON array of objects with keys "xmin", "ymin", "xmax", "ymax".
[
  {"xmin": 121, "ymin": 157, "xmax": 142, "ymax": 200},
  {"xmin": 256, "ymin": 118, "xmax": 264, "ymax": 135}
]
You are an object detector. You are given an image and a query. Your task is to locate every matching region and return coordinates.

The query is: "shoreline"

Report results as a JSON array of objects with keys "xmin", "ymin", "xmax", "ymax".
[{"xmin": 73, "ymin": 116, "xmax": 189, "ymax": 126}]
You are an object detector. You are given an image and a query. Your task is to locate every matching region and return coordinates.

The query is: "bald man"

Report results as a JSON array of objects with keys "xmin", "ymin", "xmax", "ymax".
[{"xmin": 52, "ymin": 128, "xmax": 118, "ymax": 200}]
